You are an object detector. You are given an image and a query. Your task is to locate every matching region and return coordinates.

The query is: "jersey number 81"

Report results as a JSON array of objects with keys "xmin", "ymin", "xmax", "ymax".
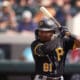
[{"xmin": 43, "ymin": 63, "xmax": 52, "ymax": 72}]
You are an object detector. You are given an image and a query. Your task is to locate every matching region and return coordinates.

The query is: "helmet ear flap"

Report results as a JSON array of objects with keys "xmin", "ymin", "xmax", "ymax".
[{"xmin": 35, "ymin": 30, "xmax": 39, "ymax": 39}]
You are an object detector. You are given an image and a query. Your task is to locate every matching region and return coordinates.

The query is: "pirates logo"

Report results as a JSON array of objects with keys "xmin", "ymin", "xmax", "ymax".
[{"xmin": 55, "ymin": 47, "xmax": 64, "ymax": 61}]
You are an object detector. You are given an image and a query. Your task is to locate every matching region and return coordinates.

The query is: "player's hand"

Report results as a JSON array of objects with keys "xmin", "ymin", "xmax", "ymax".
[{"xmin": 59, "ymin": 26, "xmax": 69, "ymax": 37}]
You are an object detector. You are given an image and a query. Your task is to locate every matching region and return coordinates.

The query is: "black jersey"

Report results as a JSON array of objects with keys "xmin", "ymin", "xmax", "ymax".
[{"xmin": 31, "ymin": 36, "xmax": 74, "ymax": 77}]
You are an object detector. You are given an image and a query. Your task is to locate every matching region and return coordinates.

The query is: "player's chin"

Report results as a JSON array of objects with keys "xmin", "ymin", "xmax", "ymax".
[{"xmin": 42, "ymin": 38, "xmax": 51, "ymax": 42}]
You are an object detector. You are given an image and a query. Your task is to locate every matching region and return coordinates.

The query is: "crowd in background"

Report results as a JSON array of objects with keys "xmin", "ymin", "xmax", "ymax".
[
  {"xmin": 0, "ymin": 0, "xmax": 80, "ymax": 63},
  {"xmin": 0, "ymin": 0, "xmax": 79, "ymax": 33}
]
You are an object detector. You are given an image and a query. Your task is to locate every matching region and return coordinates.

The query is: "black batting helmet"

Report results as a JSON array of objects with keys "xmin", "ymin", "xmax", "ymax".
[
  {"xmin": 35, "ymin": 18, "xmax": 57, "ymax": 39},
  {"xmin": 37, "ymin": 18, "xmax": 57, "ymax": 31}
]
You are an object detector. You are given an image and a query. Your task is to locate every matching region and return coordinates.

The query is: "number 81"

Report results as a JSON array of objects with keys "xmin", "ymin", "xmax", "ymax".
[{"xmin": 43, "ymin": 63, "xmax": 52, "ymax": 72}]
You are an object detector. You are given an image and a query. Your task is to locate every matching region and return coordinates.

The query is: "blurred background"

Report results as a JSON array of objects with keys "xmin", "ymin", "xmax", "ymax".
[{"xmin": 0, "ymin": 0, "xmax": 80, "ymax": 80}]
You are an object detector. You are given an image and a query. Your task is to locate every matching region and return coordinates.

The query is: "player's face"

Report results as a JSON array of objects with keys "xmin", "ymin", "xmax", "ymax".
[{"xmin": 38, "ymin": 30, "xmax": 54, "ymax": 42}]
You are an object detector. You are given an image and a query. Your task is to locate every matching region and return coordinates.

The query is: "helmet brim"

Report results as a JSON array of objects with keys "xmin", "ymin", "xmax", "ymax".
[{"xmin": 38, "ymin": 28, "xmax": 55, "ymax": 31}]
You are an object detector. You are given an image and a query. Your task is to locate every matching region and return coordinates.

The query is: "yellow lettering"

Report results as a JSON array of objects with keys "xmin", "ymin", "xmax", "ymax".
[
  {"xmin": 55, "ymin": 47, "xmax": 64, "ymax": 61},
  {"xmin": 43, "ymin": 63, "xmax": 53, "ymax": 72}
]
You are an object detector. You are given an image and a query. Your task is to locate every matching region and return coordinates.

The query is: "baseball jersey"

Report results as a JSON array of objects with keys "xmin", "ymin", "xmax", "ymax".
[{"xmin": 31, "ymin": 36, "xmax": 74, "ymax": 77}]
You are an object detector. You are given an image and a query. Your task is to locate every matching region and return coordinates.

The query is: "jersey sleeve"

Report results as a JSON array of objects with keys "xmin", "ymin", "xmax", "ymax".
[{"xmin": 64, "ymin": 35, "xmax": 75, "ymax": 51}]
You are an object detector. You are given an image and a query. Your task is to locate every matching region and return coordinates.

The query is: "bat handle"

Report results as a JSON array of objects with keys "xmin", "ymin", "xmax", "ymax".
[{"xmin": 50, "ymin": 17, "xmax": 61, "ymax": 28}]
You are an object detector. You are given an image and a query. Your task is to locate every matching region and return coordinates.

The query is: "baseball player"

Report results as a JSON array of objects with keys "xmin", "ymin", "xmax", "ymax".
[{"xmin": 31, "ymin": 18, "xmax": 80, "ymax": 80}]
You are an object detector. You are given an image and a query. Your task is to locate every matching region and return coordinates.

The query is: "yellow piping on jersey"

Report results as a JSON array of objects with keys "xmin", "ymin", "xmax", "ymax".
[{"xmin": 34, "ymin": 43, "xmax": 43, "ymax": 55}]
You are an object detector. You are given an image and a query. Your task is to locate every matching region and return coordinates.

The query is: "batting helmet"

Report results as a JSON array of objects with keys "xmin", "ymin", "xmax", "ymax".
[
  {"xmin": 37, "ymin": 18, "xmax": 57, "ymax": 31},
  {"xmin": 35, "ymin": 18, "xmax": 58, "ymax": 39}
]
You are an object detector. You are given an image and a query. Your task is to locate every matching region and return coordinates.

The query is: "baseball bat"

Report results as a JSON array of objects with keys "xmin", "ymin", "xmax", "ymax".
[
  {"xmin": 40, "ymin": 6, "xmax": 72, "ymax": 36},
  {"xmin": 40, "ymin": 7, "xmax": 61, "ymax": 28}
]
